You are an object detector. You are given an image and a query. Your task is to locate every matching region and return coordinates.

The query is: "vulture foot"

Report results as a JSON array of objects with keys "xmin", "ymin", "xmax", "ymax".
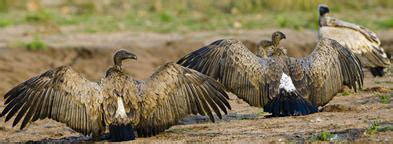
[{"xmin": 264, "ymin": 89, "xmax": 318, "ymax": 117}]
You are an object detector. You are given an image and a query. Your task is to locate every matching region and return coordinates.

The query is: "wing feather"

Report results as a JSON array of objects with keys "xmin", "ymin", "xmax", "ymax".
[
  {"xmin": 287, "ymin": 38, "xmax": 363, "ymax": 106},
  {"xmin": 177, "ymin": 39, "xmax": 281, "ymax": 107},
  {"xmin": 136, "ymin": 63, "xmax": 231, "ymax": 137},
  {"xmin": 0, "ymin": 66, "xmax": 106, "ymax": 135}
]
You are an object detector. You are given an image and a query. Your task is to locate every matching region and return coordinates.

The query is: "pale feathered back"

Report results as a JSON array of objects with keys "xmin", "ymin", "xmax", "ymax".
[{"xmin": 318, "ymin": 4, "xmax": 390, "ymax": 73}]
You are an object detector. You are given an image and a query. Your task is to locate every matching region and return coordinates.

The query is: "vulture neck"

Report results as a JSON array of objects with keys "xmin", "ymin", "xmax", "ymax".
[
  {"xmin": 106, "ymin": 65, "xmax": 123, "ymax": 77},
  {"xmin": 256, "ymin": 47, "xmax": 267, "ymax": 58},
  {"xmin": 319, "ymin": 14, "xmax": 329, "ymax": 27},
  {"xmin": 272, "ymin": 39, "xmax": 280, "ymax": 48},
  {"xmin": 111, "ymin": 56, "xmax": 127, "ymax": 74},
  {"xmin": 114, "ymin": 58, "xmax": 124, "ymax": 68}
]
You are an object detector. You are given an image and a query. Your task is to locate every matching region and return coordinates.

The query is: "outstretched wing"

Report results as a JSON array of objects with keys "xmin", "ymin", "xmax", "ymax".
[
  {"xmin": 320, "ymin": 19, "xmax": 390, "ymax": 68},
  {"xmin": 0, "ymin": 66, "xmax": 106, "ymax": 135},
  {"xmin": 177, "ymin": 39, "xmax": 282, "ymax": 107},
  {"xmin": 136, "ymin": 63, "xmax": 231, "ymax": 137},
  {"xmin": 286, "ymin": 38, "xmax": 363, "ymax": 106}
]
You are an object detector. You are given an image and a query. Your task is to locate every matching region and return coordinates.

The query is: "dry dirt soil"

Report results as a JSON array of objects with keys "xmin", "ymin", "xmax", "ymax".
[{"xmin": 0, "ymin": 27, "xmax": 392, "ymax": 143}]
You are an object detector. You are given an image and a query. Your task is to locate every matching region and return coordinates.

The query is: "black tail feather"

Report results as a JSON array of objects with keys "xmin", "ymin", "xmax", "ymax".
[
  {"xmin": 386, "ymin": 51, "xmax": 391, "ymax": 59},
  {"xmin": 109, "ymin": 123, "xmax": 136, "ymax": 141},
  {"xmin": 369, "ymin": 67, "xmax": 385, "ymax": 77},
  {"xmin": 264, "ymin": 89, "xmax": 318, "ymax": 117}
]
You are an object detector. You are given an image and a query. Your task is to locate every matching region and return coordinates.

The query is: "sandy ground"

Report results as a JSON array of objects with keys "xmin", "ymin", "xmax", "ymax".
[{"xmin": 0, "ymin": 28, "xmax": 392, "ymax": 143}]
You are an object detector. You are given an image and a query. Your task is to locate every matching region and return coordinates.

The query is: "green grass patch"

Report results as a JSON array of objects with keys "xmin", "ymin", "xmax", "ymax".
[
  {"xmin": 158, "ymin": 11, "xmax": 174, "ymax": 22},
  {"xmin": 378, "ymin": 94, "xmax": 390, "ymax": 104},
  {"xmin": 366, "ymin": 122, "xmax": 381, "ymax": 135},
  {"xmin": 342, "ymin": 91, "xmax": 351, "ymax": 96},
  {"xmin": 311, "ymin": 131, "xmax": 335, "ymax": 141},
  {"xmin": 25, "ymin": 10, "xmax": 53, "ymax": 23},
  {"xmin": 318, "ymin": 132, "xmax": 334, "ymax": 141},
  {"xmin": 1, "ymin": 0, "xmax": 393, "ymax": 33},
  {"xmin": 0, "ymin": 18, "xmax": 12, "ymax": 27},
  {"xmin": 377, "ymin": 17, "xmax": 393, "ymax": 28},
  {"xmin": 365, "ymin": 122, "xmax": 393, "ymax": 135},
  {"xmin": 25, "ymin": 37, "xmax": 48, "ymax": 51},
  {"xmin": 0, "ymin": 0, "xmax": 8, "ymax": 12},
  {"xmin": 276, "ymin": 15, "xmax": 288, "ymax": 28}
]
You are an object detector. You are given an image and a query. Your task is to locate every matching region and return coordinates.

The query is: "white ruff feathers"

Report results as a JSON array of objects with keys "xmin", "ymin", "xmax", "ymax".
[
  {"xmin": 279, "ymin": 73, "xmax": 296, "ymax": 92},
  {"xmin": 115, "ymin": 97, "xmax": 127, "ymax": 118}
]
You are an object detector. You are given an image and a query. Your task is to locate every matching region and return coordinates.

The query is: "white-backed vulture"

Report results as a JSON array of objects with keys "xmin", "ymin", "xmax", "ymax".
[
  {"xmin": 0, "ymin": 50, "xmax": 231, "ymax": 141},
  {"xmin": 318, "ymin": 4, "xmax": 390, "ymax": 77},
  {"xmin": 177, "ymin": 31, "xmax": 363, "ymax": 116}
]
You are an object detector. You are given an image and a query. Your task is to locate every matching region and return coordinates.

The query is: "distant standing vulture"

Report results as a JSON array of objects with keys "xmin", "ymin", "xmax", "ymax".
[
  {"xmin": 318, "ymin": 4, "xmax": 391, "ymax": 77},
  {"xmin": 177, "ymin": 31, "xmax": 363, "ymax": 116},
  {"xmin": 0, "ymin": 50, "xmax": 231, "ymax": 141}
]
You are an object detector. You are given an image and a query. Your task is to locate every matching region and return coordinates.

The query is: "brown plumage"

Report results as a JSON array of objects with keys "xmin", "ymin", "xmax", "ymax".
[
  {"xmin": 1, "ymin": 50, "xmax": 230, "ymax": 141},
  {"xmin": 256, "ymin": 40, "xmax": 271, "ymax": 58},
  {"xmin": 318, "ymin": 4, "xmax": 390, "ymax": 77},
  {"xmin": 257, "ymin": 31, "xmax": 287, "ymax": 58},
  {"xmin": 177, "ymin": 32, "xmax": 363, "ymax": 116}
]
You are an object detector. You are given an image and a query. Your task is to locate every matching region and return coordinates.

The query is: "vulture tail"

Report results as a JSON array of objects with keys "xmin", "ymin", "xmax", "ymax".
[
  {"xmin": 369, "ymin": 51, "xmax": 390, "ymax": 77},
  {"xmin": 109, "ymin": 123, "xmax": 136, "ymax": 141},
  {"xmin": 264, "ymin": 89, "xmax": 318, "ymax": 117},
  {"xmin": 264, "ymin": 73, "xmax": 318, "ymax": 116},
  {"xmin": 369, "ymin": 67, "xmax": 385, "ymax": 77}
]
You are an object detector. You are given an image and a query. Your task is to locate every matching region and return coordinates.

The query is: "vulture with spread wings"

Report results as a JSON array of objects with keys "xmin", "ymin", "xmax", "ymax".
[
  {"xmin": 1, "ymin": 50, "xmax": 230, "ymax": 141},
  {"xmin": 318, "ymin": 4, "xmax": 390, "ymax": 77},
  {"xmin": 177, "ymin": 32, "xmax": 363, "ymax": 116}
]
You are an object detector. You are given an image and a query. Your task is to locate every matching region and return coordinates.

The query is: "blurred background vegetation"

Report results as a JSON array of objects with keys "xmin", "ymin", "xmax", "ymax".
[{"xmin": 0, "ymin": 0, "xmax": 392, "ymax": 33}]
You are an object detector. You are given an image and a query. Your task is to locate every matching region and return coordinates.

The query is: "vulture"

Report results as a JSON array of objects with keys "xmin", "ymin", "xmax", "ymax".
[
  {"xmin": 256, "ymin": 40, "xmax": 273, "ymax": 58},
  {"xmin": 0, "ymin": 50, "xmax": 231, "ymax": 141},
  {"xmin": 177, "ymin": 31, "xmax": 363, "ymax": 116},
  {"xmin": 318, "ymin": 4, "xmax": 391, "ymax": 77}
]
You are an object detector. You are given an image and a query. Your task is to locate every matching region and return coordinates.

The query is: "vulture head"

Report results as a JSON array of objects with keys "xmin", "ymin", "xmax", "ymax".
[
  {"xmin": 270, "ymin": 31, "xmax": 287, "ymax": 57},
  {"xmin": 113, "ymin": 50, "xmax": 138, "ymax": 67},
  {"xmin": 318, "ymin": 4, "xmax": 330, "ymax": 16},
  {"xmin": 272, "ymin": 31, "xmax": 286, "ymax": 47}
]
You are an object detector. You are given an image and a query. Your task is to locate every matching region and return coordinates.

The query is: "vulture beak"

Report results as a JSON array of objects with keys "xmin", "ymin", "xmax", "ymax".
[
  {"xmin": 113, "ymin": 50, "xmax": 138, "ymax": 66},
  {"xmin": 127, "ymin": 52, "xmax": 138, "ymax": 60}
]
